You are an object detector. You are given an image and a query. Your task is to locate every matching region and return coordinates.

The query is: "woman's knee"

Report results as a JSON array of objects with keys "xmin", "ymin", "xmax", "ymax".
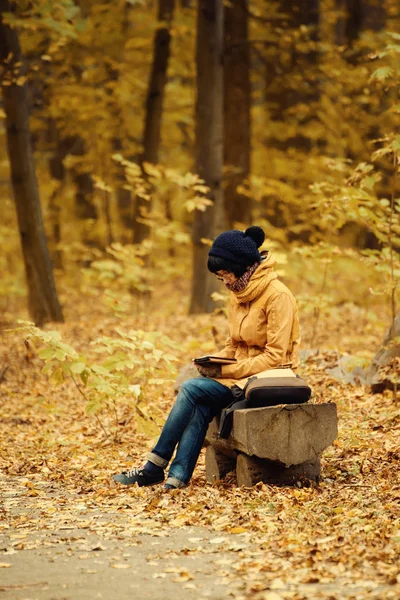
[
  {"xmin": 178, "ymin": 378, "xmax": 216, "ymax": 410},
  {"xmin": 178, "ymin": 378, "xmax": 218, "ymax": 417},
  {"xmin": 174, "ymin": 378, "xmax": 201, "ymax": 409},
  {"xmin": 179, "ymin": 378, "xmax": 203, "ymax": 397}
]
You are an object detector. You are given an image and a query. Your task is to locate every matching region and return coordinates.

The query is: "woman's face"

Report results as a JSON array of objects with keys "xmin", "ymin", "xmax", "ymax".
[{"xmin": 215, "ymin": 270, "xmax": 237, "ymax": 285}]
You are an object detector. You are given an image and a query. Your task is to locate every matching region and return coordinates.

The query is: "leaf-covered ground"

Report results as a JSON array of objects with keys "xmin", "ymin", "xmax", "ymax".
[{"xmin": 0, "ymin": 296, "xmax": 399, "ymax": 600}]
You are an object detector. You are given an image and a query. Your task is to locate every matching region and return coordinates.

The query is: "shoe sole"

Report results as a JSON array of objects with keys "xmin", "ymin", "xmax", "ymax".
[{"xmin": 113, "ymin": 477, "xmax": 164, "ymax": 487}]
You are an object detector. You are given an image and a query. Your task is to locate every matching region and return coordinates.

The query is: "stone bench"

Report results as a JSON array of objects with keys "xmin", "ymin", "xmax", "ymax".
[{"xmin": 204, "ymin": 403, "xmax": 338, "ymax": 487}]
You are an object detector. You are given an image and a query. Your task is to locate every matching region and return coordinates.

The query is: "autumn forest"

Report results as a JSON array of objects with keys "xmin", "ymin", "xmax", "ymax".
[{"xmin": 0, "ymin": 0, "xmax": 399, "ymax": 599}]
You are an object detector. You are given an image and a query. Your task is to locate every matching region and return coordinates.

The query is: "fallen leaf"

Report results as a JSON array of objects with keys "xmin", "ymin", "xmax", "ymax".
[
  {"xmin": 229, "ymin": 526, "xmax": 247, "ymax": 534},
  {"xmin": 172, "ymin": 570, "xmax": 194, "ymax": 583},
  {"xmin": 83, "ymin": 569, "xmax": 97, "ymax": 574}
]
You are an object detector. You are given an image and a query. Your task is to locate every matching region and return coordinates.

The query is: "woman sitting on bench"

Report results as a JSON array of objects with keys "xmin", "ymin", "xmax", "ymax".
[{"xmin": 113, "ymin": 226, "xmax": 300, "ymax": 490}]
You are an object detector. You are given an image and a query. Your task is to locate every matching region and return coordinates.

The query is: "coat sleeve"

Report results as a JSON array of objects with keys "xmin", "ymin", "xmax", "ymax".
[
  {"xmin": 220, "ymin": 292, "xmax": 294, "ymax": 380},
  {"xmin": 211, "ymin": 298, "xmax": 238, "ymax": 359},
  {"xmin": 213, "ymin": 336, "xmax": 238, "ymax": 359}
]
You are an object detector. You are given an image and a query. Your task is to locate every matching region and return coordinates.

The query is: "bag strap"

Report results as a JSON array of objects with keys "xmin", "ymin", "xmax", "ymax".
[
  {"xmin": 243, "ymin": 375, "xmax": 257, "ymax": 397},
  {"xmin": 218, "ymin": 397, "xmax": 248, "ymax": 438},
  {"xmin": 226, "ymin": 398, "xmax": 248, "ymax": 414}
]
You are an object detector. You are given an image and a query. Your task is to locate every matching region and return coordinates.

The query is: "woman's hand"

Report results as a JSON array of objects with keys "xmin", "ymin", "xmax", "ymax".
[{"xmin": 196, "ymin": 364, "xmax": 222, "ymax": 378}]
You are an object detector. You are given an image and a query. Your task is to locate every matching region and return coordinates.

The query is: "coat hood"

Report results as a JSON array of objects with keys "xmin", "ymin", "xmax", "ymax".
[{"xmin": 232, "ymin": 251, "xmax": 278, "ymax": 304}]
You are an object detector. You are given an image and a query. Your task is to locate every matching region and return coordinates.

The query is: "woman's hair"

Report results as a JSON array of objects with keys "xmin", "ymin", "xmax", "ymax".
[{"xmin": 207, "ymin": 255, "xmax": 249, "ymax": 277}]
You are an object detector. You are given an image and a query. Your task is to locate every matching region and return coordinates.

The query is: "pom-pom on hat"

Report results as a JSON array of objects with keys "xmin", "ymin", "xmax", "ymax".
[{"xmin": 208, "ymin": 226, "xmax": 265, "ymax": 274}]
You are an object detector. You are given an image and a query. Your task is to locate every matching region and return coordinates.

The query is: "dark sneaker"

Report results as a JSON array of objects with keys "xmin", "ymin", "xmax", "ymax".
[{"xmin": 112, "ymin": 467, "xmax": 164, "ymax": 487}]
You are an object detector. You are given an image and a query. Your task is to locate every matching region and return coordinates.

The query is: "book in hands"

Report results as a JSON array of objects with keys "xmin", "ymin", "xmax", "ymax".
[{"xmin": 193, "ymin": 356, "xmax": 237, "ymax": 365}]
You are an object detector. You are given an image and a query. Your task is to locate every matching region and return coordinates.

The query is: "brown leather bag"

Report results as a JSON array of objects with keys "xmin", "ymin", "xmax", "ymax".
[
  {"xmin": 244, "ymin": 374, "xmax": 311, "ymax": 407},
  {"xmin": 218, "ymin": 369, "xmax": 311, "ymax": 439}
]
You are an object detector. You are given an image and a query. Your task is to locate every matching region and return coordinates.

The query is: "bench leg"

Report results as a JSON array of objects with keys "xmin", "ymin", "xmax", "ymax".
[
  {"xmin": 236, "ymin": 453, "xmax": 321, "ymax": 487},
  {"xmin": 205, "ymin": 446, "xmax": 237, "ymax": 484}
]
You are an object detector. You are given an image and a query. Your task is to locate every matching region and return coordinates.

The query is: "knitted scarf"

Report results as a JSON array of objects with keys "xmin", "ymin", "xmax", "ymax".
[
  {"xmin": 226, "ymin": 262, "xmax": 260, "ymax": 293},
  {"xmin": 230, "ymin": 254, "xmax": 278, "ymax": 303}
]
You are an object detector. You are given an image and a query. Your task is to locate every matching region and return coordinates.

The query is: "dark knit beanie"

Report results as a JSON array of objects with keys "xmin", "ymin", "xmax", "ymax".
[{"xmin": 208, "ymin": 226, "xmax": 265, "ymax": 276}]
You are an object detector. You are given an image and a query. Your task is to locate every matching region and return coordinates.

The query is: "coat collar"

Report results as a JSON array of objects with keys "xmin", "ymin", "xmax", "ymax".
[{"xmin": 232, "ymin": 252, "xmax": 278, "ymax": 304}]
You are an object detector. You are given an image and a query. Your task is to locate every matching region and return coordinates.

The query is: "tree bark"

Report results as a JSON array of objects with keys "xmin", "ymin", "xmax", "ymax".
[
  {"xmin": 335, "ymin": 0, "xmax": 386, "ymax": 47},
  {"xmin": 133, "ymin": 0, "xmax": 175, "ymax": 244},
  {"xmin": 68, "ymin": 136, "xmax": 98, "ymax": 247},
  {"xmin": 0, "ymin": 1, "xmax": 63, "ymax": 326},
  {"xmin": 335, "ymin": 0, "xmax": 363, "ymax": 46},
  {"xmin": 189, "ymin": 0, "xmax": 224, "ymax": 315},
  {"xmin": 265, "ymin": 0, "xmax": 320, "ymax": 153},
  {"xmin": 361, "ymin": 0, "xmax": 386, "ymax": 32},
  {"xmin": 223, "ymin": 0, "xmax": 251, "ymax": 229},
  {"xmin": 47, "ymin": 129, "xmax": 99, "ymax": 250},
  {"xmin": 111, "ymin": 4, "xmax": 136, "ymax": 241},
  {"xmin": 47, "ymin": 120, "xmax": 68, "ymax": 269},
  {"xmin": 116, "ymin": 185, "xmax": 134, "ymax": 241},
  {"xmin": 333, "ymin": 0, "xmax": 386, "ymax": 251},
  {"xmin": 70, "ymin": 137, "xmax": 97, "ymax": 219}
]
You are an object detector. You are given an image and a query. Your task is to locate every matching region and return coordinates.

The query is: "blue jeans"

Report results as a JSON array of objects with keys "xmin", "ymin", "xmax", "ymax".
[{"xmin": 149, "ymin": 377, "xmax": 233, "ymax": 486}]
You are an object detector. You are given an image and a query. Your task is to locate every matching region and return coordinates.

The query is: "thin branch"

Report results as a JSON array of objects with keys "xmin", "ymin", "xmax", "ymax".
[
  {"xmin": 119, "ymin": 410, "xmax": 135, "ymax": 433},
  {"xmin": 111, "ymin": 399, "xmax": 119, "ymax": 442},
  {"xmin": 67, "ymin": 366, "xmax": 109, "ymax": 440}
]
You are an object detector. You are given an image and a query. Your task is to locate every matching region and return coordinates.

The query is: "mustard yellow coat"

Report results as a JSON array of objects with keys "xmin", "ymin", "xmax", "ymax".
[{"xmin": 214, "ymin": 253, "xmax": 300, "ymax": 389}]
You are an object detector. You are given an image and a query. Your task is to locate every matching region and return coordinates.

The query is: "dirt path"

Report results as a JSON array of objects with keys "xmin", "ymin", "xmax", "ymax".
[
  {"xmin": 1, "ymin": 523, "xmax": 398, "ymax": 600},
  {"xmin": 0, "ymin": 525, "xmax": 248, "ymax": 600},
  {"xmin": 1, "ymin": 473, "xmax": 399, "ymax": 600},
  {"xmin": 1, "ymin": 474, "xmax": 250, "ymax": 600}
]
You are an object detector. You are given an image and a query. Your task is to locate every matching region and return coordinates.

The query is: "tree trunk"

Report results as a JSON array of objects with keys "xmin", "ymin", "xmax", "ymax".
[
  {"xmin": 265, "ymin": 0, "xmax": 320, "ymax": 153},
  {"xmin": 47, "ymin": 120, "xmax": 68, "ymax": 269},
  {"xmin": 335, "ymin": 0, "xmax": 363, "ymax": 46},
  {"xmin": 361, "ymin": 0, "xmax": 386, "ymax": 32},
  {"xmin": 223, "ymin": 0, "xmax": 251, "ymax": 229},
  {"xmin": 0, "ymin": 1, "xmax": 63, "ymax": 326},
  {"xmin": 112, "ymin": 4, "xmax": 136, "ymax": 241},
  {"xmin": 189, "ymin": 0, "xmax": 224, "ymax": 315},
  {"xmin": 71, "ymin": 138, "xmax": 97, "ymax": 222},
  {"xmin": 333, "ymin": 0, "xmax": 386, "ymax": 252},
  {"xmin": 116, "ymin": 185, "xmax": 134, "ymax": 242},
  {"xmin": 47, "ymin": 130, "xmax": 99, "ymax": 250},
  {"xmin": 133, "ymin": 0, "xmax": 175, "ymax": 244},
  {"xmin": 69, "ymin": 136, "xmax": 98, "ymax": 247},
  {"xmin": 335, "ymin": 0, "xmax": 386, "ymax": 47}
]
